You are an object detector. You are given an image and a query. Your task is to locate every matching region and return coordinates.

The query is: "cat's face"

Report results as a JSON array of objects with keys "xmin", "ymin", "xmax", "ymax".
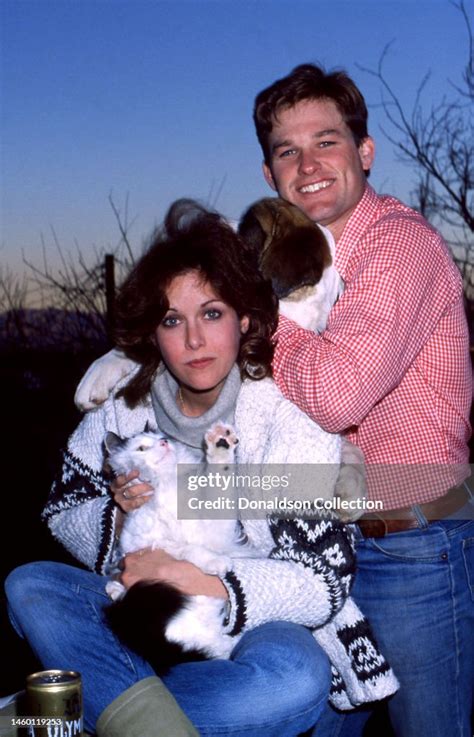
[{"xmin": 106, "ymin": 431, "xmax": 177, "ymax": 477}]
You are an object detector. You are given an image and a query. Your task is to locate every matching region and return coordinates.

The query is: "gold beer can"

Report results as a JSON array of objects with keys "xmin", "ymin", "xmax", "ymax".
[{"xmin": 25, "ymin": 670, "xmax": 83, "ymax": 736}]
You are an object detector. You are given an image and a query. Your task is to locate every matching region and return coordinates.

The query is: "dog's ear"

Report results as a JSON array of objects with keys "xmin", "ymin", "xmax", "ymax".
[
  {"xmin": 238, "ymin": 197, "xmax": 333, "ymax": 297},
  {"xmin": 238, "ymin": 204, "xmax": 269, "ymax": 254},
  {"xmin": 259, "ymin": 199, "xmax": 333, "ymax": 297},
  {"xmin": 261, "ymin": 224, "xmax": 331, "ymax": 298}
]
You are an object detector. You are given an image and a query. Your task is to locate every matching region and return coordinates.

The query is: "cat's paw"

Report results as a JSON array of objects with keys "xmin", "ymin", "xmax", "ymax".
[
  {"xmin": 105, "ymin": 579, "xmax": 126, "ymax": 601},
  {"xmin": 205, "ymin": 423, "xmax": 239, "ymax": 465},
  {"xmin": 202, "ymin": 554, "xmax": 233, "ymax": 577}
]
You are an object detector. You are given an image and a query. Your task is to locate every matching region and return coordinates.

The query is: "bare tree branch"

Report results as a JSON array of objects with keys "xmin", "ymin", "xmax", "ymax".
[
  {"xmin": 1, "ymin": 195, "xmax": 139, "ymax": 352},
  {"xmin": 358, "ymin": 4, "xmax": 473, "ymax": 297},
  {"xmin": 451, "ymin": 1, "xmax": 474, "ymax": 100}
]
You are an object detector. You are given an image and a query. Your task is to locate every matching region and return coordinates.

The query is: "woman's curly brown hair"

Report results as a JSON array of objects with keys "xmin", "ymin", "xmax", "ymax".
[{"xmin": 115, "ymin": 199, "xmax": 278, "ymax": 406}]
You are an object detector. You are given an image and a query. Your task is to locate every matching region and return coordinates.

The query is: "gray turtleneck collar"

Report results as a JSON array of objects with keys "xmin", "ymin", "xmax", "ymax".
[{"xmin": 151, "ymin": 364, "xmax": 241, "ymax": 453}]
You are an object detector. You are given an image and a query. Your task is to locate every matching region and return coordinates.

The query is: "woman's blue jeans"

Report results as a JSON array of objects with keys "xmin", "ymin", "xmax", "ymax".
[
  {"xmin": 314, "ymin": 514, "xmax": 474, "ymax": 737},
  {"xmin": 5, "ymin": 561, "xmax": 330, "ymax": 736}
]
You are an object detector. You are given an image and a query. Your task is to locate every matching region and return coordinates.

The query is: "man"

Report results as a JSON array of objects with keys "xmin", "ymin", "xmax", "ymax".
[{"xmin": 254, "ymin": 64, "xmax": 473, "ymax": 736}]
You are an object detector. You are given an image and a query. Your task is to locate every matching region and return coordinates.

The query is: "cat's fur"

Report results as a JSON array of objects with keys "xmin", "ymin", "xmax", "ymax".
[
  {"xmin": 238, "ymin": 197, "xmax": 344, "ymax": 332},
  {"xmin": 104, "ymin": 423, "xmax": 249, "ymax": 674}
]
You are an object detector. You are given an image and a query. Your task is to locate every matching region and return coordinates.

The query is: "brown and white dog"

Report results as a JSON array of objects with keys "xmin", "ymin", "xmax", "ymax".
[{"xmin": 238, "ymin": 197, "xmax": 343, "ymax": 333}]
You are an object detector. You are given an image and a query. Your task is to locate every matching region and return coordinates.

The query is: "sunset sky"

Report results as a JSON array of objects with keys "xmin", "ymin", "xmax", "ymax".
[{"xmin": 2, "ymin": 0, "xmax": 471, "ymax": 277}]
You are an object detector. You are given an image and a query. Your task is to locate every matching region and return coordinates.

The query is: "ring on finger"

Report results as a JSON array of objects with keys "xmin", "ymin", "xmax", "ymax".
[{"xmin": 122, "ymin": 489, "xmax": 130, "ymax": 500}]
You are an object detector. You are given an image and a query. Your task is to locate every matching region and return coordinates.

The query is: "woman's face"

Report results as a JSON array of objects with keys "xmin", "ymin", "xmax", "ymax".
[{"xmin": 154, "ymin": 271, "xmax": 249, "ymax": 410}]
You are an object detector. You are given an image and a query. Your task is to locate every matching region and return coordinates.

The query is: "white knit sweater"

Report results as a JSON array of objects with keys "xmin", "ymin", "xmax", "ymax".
[{"xmin": 44, "ymin": 374, "xmax": 398, "ymax": 710}]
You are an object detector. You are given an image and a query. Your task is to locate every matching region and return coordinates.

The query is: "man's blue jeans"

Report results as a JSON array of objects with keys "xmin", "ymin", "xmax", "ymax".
[
  {"xmin": 314, "ymin": 513, "xmax": 474, "ymax": 737},
  {"xmin": 5, "ymin": 561, "xmax": 330, "ymax": 736}
]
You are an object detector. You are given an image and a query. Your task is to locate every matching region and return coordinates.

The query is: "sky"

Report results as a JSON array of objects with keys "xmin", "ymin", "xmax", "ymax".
[{"xmin": 1, "ymin": 0, "xmax": 472, "ymax": 280}]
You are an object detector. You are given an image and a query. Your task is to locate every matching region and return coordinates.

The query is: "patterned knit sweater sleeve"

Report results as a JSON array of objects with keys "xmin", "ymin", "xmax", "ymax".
[
  {"xmin": 223, "ymin": 516, "xmax": 355, "ymax": 636},
  {"xmin": 42, "ymin": 389, "xmax": 154, "ymax": 574}
]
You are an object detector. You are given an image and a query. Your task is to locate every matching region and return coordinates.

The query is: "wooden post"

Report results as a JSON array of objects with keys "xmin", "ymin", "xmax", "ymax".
[{"xmin": 105, "ymin": 254, "xmax": 115, "ymax": 345}]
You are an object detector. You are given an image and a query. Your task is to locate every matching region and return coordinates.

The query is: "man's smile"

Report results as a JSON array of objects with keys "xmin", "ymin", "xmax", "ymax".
[{"xmin": 298, "ymin": 179, "xmax": 334, "ymax": 194}]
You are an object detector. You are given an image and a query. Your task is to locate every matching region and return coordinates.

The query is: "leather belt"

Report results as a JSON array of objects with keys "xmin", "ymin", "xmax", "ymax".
[{"xmin": 357, "ymin": 485, "xmax": 470, "ymax": 538}]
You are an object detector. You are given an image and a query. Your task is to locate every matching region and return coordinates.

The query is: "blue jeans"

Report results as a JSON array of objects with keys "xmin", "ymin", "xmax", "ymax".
[
  {"xmin": 5, "ymin": 561, "xmax": 330, "ymax": 736},
  {"xmin": 314, "ymin": 512, "xmax": 474, "ymax": 737}
]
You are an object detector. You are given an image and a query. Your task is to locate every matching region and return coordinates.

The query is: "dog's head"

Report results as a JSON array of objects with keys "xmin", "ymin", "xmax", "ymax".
[{"xmin": 238, "ymin": 197, "xmax": 332, "ymax": 299}]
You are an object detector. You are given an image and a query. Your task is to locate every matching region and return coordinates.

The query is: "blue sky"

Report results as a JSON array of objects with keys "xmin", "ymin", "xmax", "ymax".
[{"xmin": 1, "ymin": 0, "xmax": 471, "ymax": 276}]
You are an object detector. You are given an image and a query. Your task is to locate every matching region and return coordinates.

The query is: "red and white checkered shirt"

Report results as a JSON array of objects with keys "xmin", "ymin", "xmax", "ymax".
[{"xmin": 273, "ymin": 185, "xmax": 472, "ymax": 509}]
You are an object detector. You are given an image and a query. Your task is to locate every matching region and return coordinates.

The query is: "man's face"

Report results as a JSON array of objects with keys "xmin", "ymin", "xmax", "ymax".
[{"xmin": 262, "ymin": 98, "xmax": 375, "ymax": 241}]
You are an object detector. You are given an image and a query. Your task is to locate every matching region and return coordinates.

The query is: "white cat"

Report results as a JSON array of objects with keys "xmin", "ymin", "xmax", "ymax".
[{"xmin": 104, "ymin": 423, "xmax": 250, "ymax": 672}]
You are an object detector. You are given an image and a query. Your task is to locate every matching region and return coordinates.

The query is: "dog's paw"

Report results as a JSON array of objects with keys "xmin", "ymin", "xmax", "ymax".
[
  {"xmin": 74, "ymin": 349, "xmax": 136, "ymax": 411},
  {"xmin": 105, "ymin": 580, "xmax": 126, "ymax": 601},
  {"xmin": 205, "ymin": 423, "xmax": 239, "ymax": 464}
]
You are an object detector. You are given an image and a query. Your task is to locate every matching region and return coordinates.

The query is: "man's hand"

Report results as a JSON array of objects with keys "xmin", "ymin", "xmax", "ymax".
[
  {"xmin": 334, "ymin": 438, "xmax": 367, "ymax": 522},
  {"xmin": 120, "ymin": 548, "xmax": 228, "ymax": 599}
]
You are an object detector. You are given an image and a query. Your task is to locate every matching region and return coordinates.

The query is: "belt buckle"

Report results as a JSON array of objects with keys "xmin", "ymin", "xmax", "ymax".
[
  {"xmin": 358, "ymin": 513, "xmax": 389, "ymax": 538},
  {"xmin": 372, "ymin": 513, "xmax": 389, "ymax": 537}
]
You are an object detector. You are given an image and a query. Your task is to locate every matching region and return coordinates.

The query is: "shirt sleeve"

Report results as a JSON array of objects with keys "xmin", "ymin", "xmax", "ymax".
[
  {"xmin": 222, "ymin": 516, "xmax": 356, "ymax": 636},
  {"xmin": 272, "ymin": 216, "xmax": 463, "ymax": 433},
  {"xmin": 42, "ymin": 402, "xmax": 119, "ymax": 574}
]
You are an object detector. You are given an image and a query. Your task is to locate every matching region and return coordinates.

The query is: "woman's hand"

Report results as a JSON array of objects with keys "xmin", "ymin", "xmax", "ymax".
[
  {"xmin": 120, "ymin": 548, "xmax": 228, "ymax": 599},
  {"xmin": 110, "ymin": 470, "xmax": 154, "ymax": 513}
]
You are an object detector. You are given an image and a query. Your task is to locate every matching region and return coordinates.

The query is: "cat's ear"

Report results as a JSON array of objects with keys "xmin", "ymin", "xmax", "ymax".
[{"xmin": 104, "ymin": 431, "xmax": 123, "ymax": 453}]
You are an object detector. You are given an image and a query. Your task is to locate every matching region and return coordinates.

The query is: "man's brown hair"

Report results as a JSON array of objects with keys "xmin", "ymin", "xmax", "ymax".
[{"xmin": 254, "ymin": 63, "xmax": 369, "ymax": 164}]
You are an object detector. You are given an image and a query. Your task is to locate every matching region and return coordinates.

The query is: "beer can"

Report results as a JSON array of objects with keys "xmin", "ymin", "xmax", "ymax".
[{"xmin": 24, "ymin": 670, "xmax": 83, "ymax": 737}]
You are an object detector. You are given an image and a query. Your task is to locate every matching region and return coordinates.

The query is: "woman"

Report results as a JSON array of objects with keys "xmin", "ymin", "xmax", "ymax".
[{"xmin": 5, "ymin": 200, "xmax": 397, "ymax": 737}]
